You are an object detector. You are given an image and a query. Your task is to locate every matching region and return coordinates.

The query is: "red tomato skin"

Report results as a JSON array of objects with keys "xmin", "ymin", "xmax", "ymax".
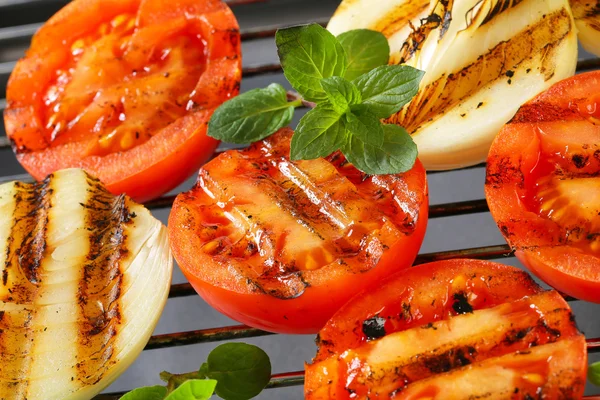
[
  {"xmin": 485, "ymin": 71, "xmax": 600, "ymax": 303},
  {"xmin": 4, "ymin": 0, "xmax": 241, "ymax": 202},
  {"xmin": 168, "ymin": 131, "xmax": 429, "ymax": 334}
]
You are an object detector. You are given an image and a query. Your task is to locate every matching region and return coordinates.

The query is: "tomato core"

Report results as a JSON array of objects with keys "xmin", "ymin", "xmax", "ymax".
[
  {"xmin": 42, "ymin": 13, "xmax": 207, "ymax": 156},
  {"xmin": 524, "ymin": 145, "xmax": 600, "ymax": 255}
]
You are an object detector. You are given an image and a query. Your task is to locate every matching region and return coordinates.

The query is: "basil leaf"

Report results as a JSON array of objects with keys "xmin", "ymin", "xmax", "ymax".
[
  {"xmin": 207, "ymin": 83, "xmax": 295, "ymax": 144},
  {"xmin": 343, "ymin": 124, "xmax": 417, "ymax": 175},
  {"xmin": 320, "ymin": 76, "xmax": 361, "ymax": 114},
  {"xmin": 120, "ymin": 386, "xmax": 167, "ymax": 400},
  {"xmin": 589, "ymin": 361, "xmax": 600, "ymax": 386},
  {"xmin": 353, "ymin": 65, "xmax": 424, "ymax": 118},
  {"xmin": 337, "ymin": 29, "xmax": 390, "ymax": 81},
  {"xmin": 291, "ymin": 103, "xmax": 346, "ymax": 160},
  {"xmin": 206, "ymin": 343, "xmax": 271, "ymax": 400},
  {"xmin": 276, "ymin": 24, "xmax": 347, "ymax": 102},
  {"xmin": 345, "ymin": 109, "xmax": 384, "ymax": 147},
  {"xmin": 164, "ymin": 380, "xmax": 217, "ymax": 400}
]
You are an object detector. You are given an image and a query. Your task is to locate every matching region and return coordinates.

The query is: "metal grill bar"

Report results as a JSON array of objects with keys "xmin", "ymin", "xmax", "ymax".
[
  {"xmin": 145, "ymin": 325, "xmax": 273, "ymax": 350},
  {"xmin": 414, "ymin": 244, "xmax": 513, "ymax": 265}
]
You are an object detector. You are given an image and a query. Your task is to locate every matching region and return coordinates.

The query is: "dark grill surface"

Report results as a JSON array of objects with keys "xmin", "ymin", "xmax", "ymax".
[{"xmin": 0, "ymin": 0, "xmax": 599, "ymax": 398}]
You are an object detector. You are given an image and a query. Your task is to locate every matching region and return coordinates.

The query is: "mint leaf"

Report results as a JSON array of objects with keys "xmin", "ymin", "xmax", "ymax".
[
  {"xmin": 343, "ymin": 124, "xmax": 417, "ymax": 175},
  {"xmin": 353, "ymin": 65, "xmax": 424, "ymax": 118},
  {"xmin": 291, "ymin": 103, "xmax": 346, "ymax": 160},
  {"xmin": 346, "ymin": 109, "xmax": 384, "ymax": 147},
  {"xmin": 120, "ymin": 386, "xmax": 167, "ymax": 400},
  {"xmin": 589, "ymin": 361, "xmax": 600, "ymax": 386},
  {"xmin": 207, "ymin": 83, "xmax": 296, "ymax": 144},
  {"xmin": 276, "ymin": 24, "xmax": 347, "ymax": 102},
  {"xmin": 206, "ymin": 343, "xmax": 271, "ymax": 400},
  {"xmin": 320, "ymin": 76, "xmax": 361, "ymax": 114},
  {"xmin": 164, "ymin": 380, "xmax": 217, "ymax": 400},
  {"xmin": 337, "ymin": 30, "xmax": 390, "ymax": 81}
]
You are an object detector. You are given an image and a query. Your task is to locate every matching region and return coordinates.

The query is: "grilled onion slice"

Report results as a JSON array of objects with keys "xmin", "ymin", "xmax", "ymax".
[
  {"xmin": 328, "ymin": 0, "xmax": 578, "ymax": 170},
  {"xmin": 0, "ymin": 168, "xmax": 172, "ymax": 400},
  {"xmin": 571, "ymin": 0, "xmax": 600, "ymax": 55}
]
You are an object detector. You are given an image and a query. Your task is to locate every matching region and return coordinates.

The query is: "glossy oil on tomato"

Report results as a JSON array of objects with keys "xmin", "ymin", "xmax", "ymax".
[
  {"xmin": 485, "ymin": 71, "xmax": 600, "ymax": 303},
  {"xmin": 4, "ymin": 0, "xmax": 241, "ymax": 201},
  {"xmin": 168, "ymin": 128, "xmax": 428, "ymax": 334},
  {"xmin": 305, "ymin": 259, "xmax": 587, "ymax": 399}
]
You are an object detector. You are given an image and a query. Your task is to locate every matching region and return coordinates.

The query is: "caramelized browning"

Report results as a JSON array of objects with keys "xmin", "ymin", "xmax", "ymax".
[
  {"xmin": 389, "ymin": 8, "xmax": 572, "ymax": 133},
  {"xmin": 306, "ymin": 289, "xmax": 585, "ymax": 399},
  {"xmin": 184, "ymin": 129, "xmax": 423, "ymax": 298},
  {"xmin": 75, "ymin": 175, "xmax": 131, "ymax": 385},
  {"xmin": 0, "ymin": 170, "xmax": 137, "ymax": 397}
]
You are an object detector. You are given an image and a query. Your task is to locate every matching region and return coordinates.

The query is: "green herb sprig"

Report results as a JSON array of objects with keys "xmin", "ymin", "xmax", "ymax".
[
  {"xmin": 120, "ymin": 343, "xmax": 271, "ymax": 400},
  {"xmin": 207, "ymin": 24, "xmax": 424, "ymax": 175},
  {"xmin": 589, "ymin": 361, "xmax": 600, "ymax": 386}
]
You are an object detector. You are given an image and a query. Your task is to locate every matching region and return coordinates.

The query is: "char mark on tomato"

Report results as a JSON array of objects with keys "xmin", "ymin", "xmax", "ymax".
[
  {"xmin": 185, "ymin": 129, "xmax": 420, "ymax": 299},
  {"xmin": 485, "ymin": 156, "xmax": 525, "ymax": 189},
  {"xmin": 507, "ymin": 102, "xmax": 580, "ymax": 124},
  {"xmin": 305, "ymin": 261, "xmax": 587, "ymax": 399}
]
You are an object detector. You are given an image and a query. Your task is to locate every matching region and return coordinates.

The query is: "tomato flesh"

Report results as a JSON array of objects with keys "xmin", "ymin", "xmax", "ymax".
[
  {"xmin": 486, "ymin": 71, "xmax": 600, "ymax": 302},
  {"xmin": 168, "ymin": 128, "xmax": 428, "ymax": 334},
  {"xmin": 305, "ymin": 260, "xmax": 587, "ymax": 399},
  {"xmin": 44, "ymin": 13, "xmax": 207, "ymax": 156},
  {"xmin": 5, "ymin": 0, "xmax": 241, "ymax": 201}
]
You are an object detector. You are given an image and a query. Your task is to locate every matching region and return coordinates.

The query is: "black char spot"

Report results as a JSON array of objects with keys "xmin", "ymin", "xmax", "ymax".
[{"xmin": 362, "ymin": 316, "xmax": 387, "ymax": 340}]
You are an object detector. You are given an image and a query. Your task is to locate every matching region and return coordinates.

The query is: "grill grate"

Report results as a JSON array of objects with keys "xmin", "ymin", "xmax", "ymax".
[{"xmin": 0, "ymin": 0, "xmax": 599, "ymax": 398}]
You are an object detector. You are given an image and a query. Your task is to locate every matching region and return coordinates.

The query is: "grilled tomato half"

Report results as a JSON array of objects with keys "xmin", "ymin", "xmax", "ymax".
[
  {"xmin": 305, "ymin": 259, "xmax": 587, "ymax": 399},
  {"xmin": 4, "ymin": 0, "xmax": 241, "ymax": 202},
  {"xmin": 168, "ymin": 128, "xmax": 428, "ymax": 334},
  {"xmin": 486, "ymin": 71, "xmax": 600, "ymax": 303},
  {"xmin": 0, "ymin": 168, "xmax": 173, "ymax": 400}
]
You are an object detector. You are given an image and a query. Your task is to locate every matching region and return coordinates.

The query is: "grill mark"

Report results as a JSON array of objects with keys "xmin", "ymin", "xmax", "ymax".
[
  {"xmin": 389, "ymin": 8, "xmax": 572, "ymax": 132},
  {"xmin": 75, "ymin": 175, "xmax": 129, "ymax": 385},
  {"xmin": 398, "ymin": 0, "xmax": 453, "ymax": 64},
  {"xmin": 371, "ymin": 0, "xmax": 429, "ymax": 38},
  {"xmin": 570, "ymin": 0, "xmax": 600, "ymax": 20},
  {"xmin": 0, "ymin": 178, "xmax": 52, "ymax": 398},
  {"xmin": 479, "ymin": 0, "xmax": 525, "ymax": 26},
  {"xmin": 340, "ymin": 293, "xmax": 577, "ymax": 396}
]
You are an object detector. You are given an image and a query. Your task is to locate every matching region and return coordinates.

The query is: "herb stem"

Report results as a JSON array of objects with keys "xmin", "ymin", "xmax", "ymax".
[{"xmin": 287, "ymin": 91, "xmax": 316, "ymax": 109}]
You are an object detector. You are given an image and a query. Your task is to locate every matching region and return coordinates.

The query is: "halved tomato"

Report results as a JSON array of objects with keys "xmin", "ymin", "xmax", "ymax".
[
  {"xmin": 305, "ymin": 259, "xmax": 587, "ymax": 399},
  {"xmin": 168, "ymin": 128, "xmax": 428, "ymax": 334},
  {"xmin": 4, "ymin": 0, "xmax": 241, "ymax": 202},
  {"xmin": 485, "ymin": 71, "xmax": 600, "ymax": 303}
]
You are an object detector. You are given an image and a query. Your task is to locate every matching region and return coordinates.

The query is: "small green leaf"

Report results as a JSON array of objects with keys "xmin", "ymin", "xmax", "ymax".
[
  {"xmin": 320, "ymin": 76, "xmax": 361, "ymax": 114},
  {"xmin": 206, "ymin": 343, "xmax": 271, "ymax": 400},
  {"xmin": 164, "ymin": 380, "xmax": 217, "ymax": 400},
  {"xmin": 199, "ymin": 363, "xmax": 209, "ymax": 377},
  {"xmin": 291, "ymin": 103, "xmax": 346, "ymax": 160},
  {"xmin": 207, "ymin": 83, "xmax": 296, "ymax": 144},
  {"xmin": 345, "ymin": 109, "xmax": 384, "ymax": 147},
  {"xmin": 353, "ymin": 65, "xmax": 424, "ymax": 118},
  {"xmin": 342, "ymin": 124, "xmax": 417, "ymax": 175},
  {"xmin": 276, "ymin": 24, "xmax": 347, "ymax": 102},
  {"xmin": 120, "ymin": 386, "xmax": 167, "ymax": 400},
  {"xmin": 337, "ymin": 29, "xmax": 390, "ymax": 80},
  {"xmin": 589, "ymin": 361, "xmax": 600, "ymax": 386}
]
